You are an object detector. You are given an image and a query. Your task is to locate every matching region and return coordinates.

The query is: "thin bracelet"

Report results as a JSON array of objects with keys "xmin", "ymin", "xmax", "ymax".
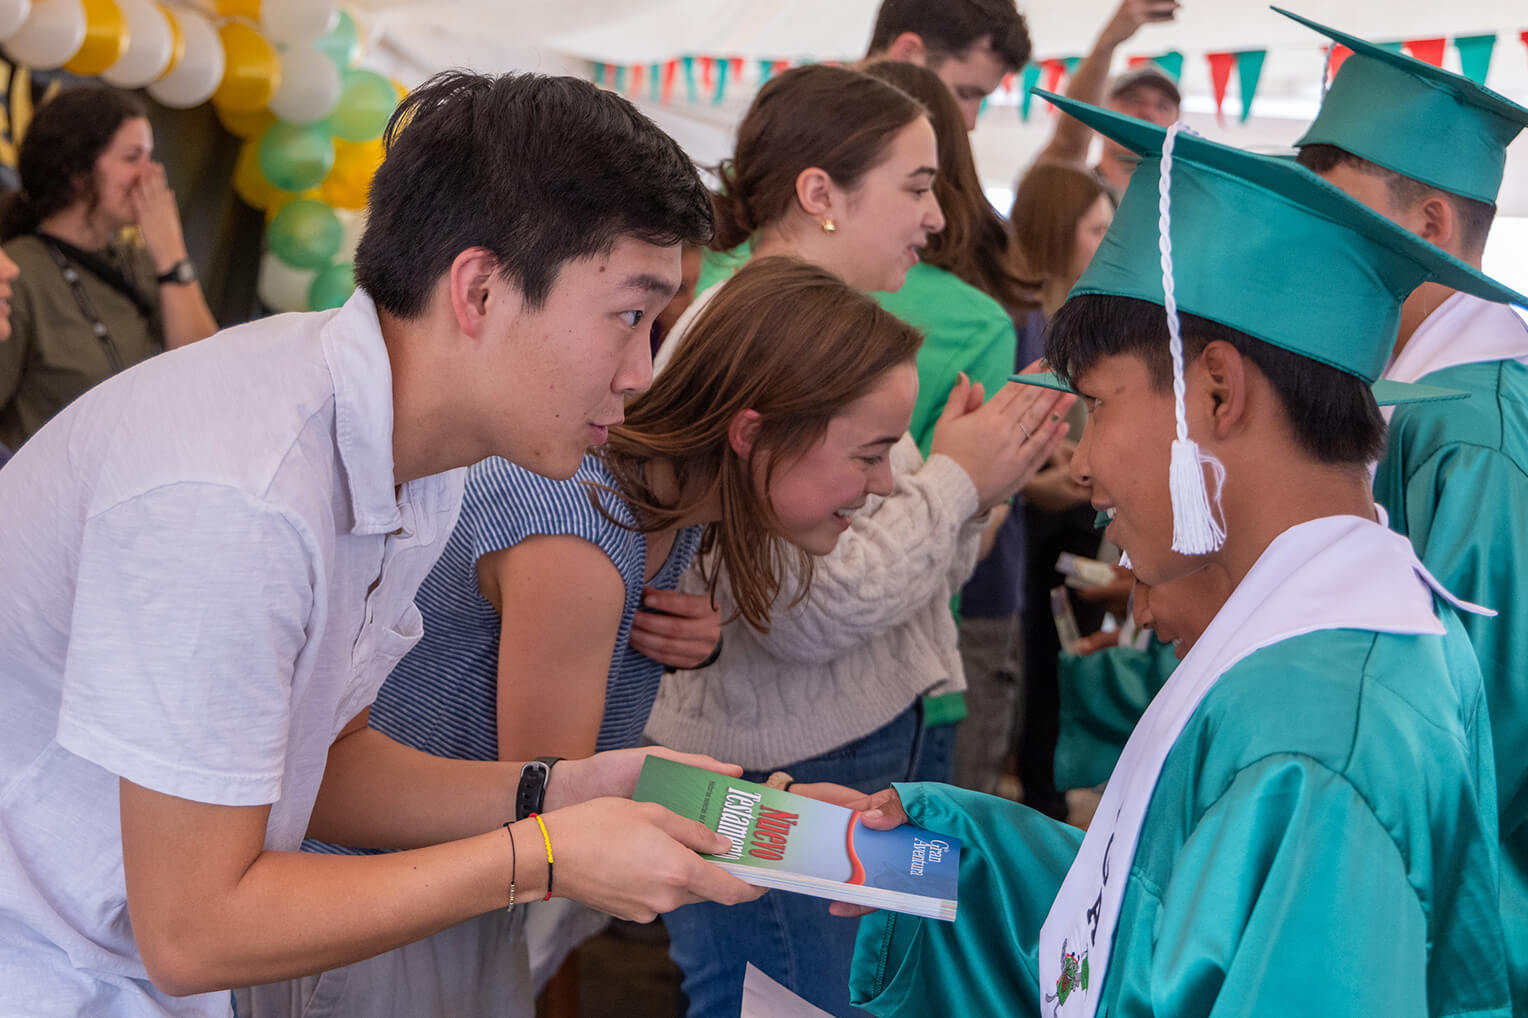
[
  {"xmin": 501, "ymin": 821, "xmax": 518, "ymax": 914},
  {"xmin": 529, "ymin": 813, "xmax": 554, "ymax": 901}
]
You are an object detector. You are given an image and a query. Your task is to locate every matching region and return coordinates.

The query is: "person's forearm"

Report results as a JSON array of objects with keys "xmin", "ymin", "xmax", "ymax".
[
  {"xmin": 307, "ymin": 727, "xmax": 522, "ymax": 849},
  {"xmin": 135, "ymin": 827, "xmax": 538, "ymax": 995},
  {"xmin": 158, "ymin": 281, "xmax": 219, "ymax": 348}
]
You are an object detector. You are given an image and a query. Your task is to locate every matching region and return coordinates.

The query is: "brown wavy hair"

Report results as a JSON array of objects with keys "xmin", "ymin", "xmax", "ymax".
[
  {"xmin": 862, "ymin": 60, "xmax": 1039, "ymax": 309},
  {"xmin": 598, "ymin": 257, "xmax": 923, "ymax": 631},
  {"xmin": 711, "ymin": 65, "xmax": 925, "ymax": 252}
]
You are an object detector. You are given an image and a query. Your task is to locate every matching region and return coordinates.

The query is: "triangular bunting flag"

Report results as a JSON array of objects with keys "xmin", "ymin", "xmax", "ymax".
[
  {"xmin": 1020, "ymin": 61, "xmax": 1042, "ymax": 120},
  {"xmin": 712, "ymin": 57, "xmax": 729, "ymax": 104},
  {"xmin": 614, "ymin": 65, "xmax": 627, "ymax": 92},
  {"xmin": 661, "ymin": 60, "xmax": 678, "ymax": 104},
  {"xmin": 1127, "ymin": 55, "xmax": 1150, "ymax": 67},
  {"xmin": 1154, "ymin": 50, "xmax": 1184, "ymax": 81},
  {"xmin": 1001, "ymin": 71, "xmax": 1015, "ymax": 94},
  {"xmin": 592, "ymin": 62, "xmax": 606, "ymax": 87},
  {"xmin": 649, "ymin": 62, "xmax": 660, "ymax": 101},
  {"xmin": 1063, "ymin": 55, "xmax": 1081, "ymax": 78},
  {"xmin": 629, "ymin": 64, "xmax": 644, "ymax": 96},
  {"xmin": 1377, "ymin": 40, "xmax": 1405, "ymax": 54},
  {"xmin": 681, "ymin": 55, "xmax": 697, "ymax": 102},
  {"xmin": 1404, "ymin": 37, "xmax": 1446, "ymax": 66},
  {"xmin": 1206, "ymin": 52, "xmax": 1234, "ymax": 125},
  {"xmin": 699, "ymin": 55, "xmax": 715, "ymax": 92},
  {"xmin": 758, "ymin": 58, "xmax": 775, "ymax": 85},
  {"xmin": 1234, "ymin": 49, "xmax": 1265, "ymax": 123},
  {"xmin": 729, "ymin": 56, "xmax": 743, "ymax": 85},
  {"xmin": 1325, "ymin": 43, "xmax": 1354, "ymax": 84},
  {"xmin": 1454, "ymin": 34, "xmax": 1495, "ymax": 85}
]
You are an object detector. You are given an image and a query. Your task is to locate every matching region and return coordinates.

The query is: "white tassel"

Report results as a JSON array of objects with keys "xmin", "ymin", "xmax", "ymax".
[{"xmin": 1158, "ymin": 121, "xmax": 1227, "ymax": 555}]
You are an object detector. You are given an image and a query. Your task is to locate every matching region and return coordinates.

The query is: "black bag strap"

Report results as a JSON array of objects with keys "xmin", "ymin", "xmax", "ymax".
[{"xmin": 36, "ymin": 232, "xmax": 156, "ymax": 321}]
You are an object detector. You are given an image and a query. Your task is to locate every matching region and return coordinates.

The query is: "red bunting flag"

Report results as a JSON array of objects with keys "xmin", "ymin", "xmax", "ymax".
[
  {"xmin": 1404, "ymin": 38, "xmax": 1446, "ymax": 66},
  {"xmin": 772, "ymin": 59, "xmax": 790, "ymax": 76},
  {"xmin": 1127, "ymin": 55, "xmax": 1150, "ymax": 67},
  {"xmin": 1001, "ymin": 71, "xmax": 1015, "ymax": 94},
  {"xmin": 1325, "ymin": 43, "xmax": 1354, "ymax": 84},
  {"xmin": 661, "ymin": 60, "xmax": 678, "ymax": 104},
  {"xmin": 630, "ymin": 64, "xmax": 644, "ymax": 95},
  {"xmin": 729, "ymin": 56, "xmax": 743, "ymax": 84},
  {"xmin": 699, "ymin": 55, "xmax": 715, "ymax": 90},
  {"xmin": 1206, "ymin": 52, "xmax": 1234, "ymax": 125}
]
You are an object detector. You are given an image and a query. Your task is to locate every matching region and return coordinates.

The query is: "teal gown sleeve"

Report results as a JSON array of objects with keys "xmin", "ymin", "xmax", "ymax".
[
  {"xmin": 1377, "ymin": 434, "xmax": 1528, "ymax": 1005},
  {"xmin": 1054, "ymin": 637, "xmax": 1177, "ymax": 791},
  {"xmin": 849, "ymin": 782, "xmax": 1082, "ymax": 1017}
]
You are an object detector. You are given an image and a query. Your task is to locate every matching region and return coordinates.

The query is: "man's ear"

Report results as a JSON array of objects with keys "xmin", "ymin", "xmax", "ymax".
[
  {"xmin": 1196, "ymin": 340, "xmax": 1249, "ymax": 442},
  {"xmin": 1417, "ymin": 193, "xmax": 1458, "ymax": 254},
  {"xmin": 794, "ymin": 167, "xmax": 837, "ymax": 220},
  {"xmin": 882, "ymin": 31, "xmax": 927, "ymax": 65},
  {"xmin": 728, "ymin": 409, "xmax": 763, "ymax": 460},
  {"xmin": 447, "ymin": 247, "xmax": 502, "ymax": 338}
]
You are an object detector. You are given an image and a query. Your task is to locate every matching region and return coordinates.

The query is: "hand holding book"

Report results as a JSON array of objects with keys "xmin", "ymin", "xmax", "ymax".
[{"xmin": 821, "ymin": 787, "xmax": 910, "ymax": 918}]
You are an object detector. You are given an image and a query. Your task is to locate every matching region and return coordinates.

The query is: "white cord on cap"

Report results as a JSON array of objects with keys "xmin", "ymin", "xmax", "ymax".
[{"xmin": 1158, "ymin": 120, "xmax": 1227, "ymax": 555}]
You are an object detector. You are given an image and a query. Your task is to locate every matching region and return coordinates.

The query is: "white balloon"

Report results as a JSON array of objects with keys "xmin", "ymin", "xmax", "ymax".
[
  {"xmin": 0, "ymin": 0, "xmax": 33, "ymax": 42},
  {"xmin": 5, "ymin": 0, "xmax": 84, "ymax": 70},
  {"xmin": 101, "ymin": 0, "xmax": 171, "ymax": 89},
  {"xmin": 335, "ymin": 207, "xmax": 366, "ymax": 261},
  {"xmin": 268, "ymin": 44, "xmax": 341, "ymax": 124},
  {"xmin": 260, "ymin": 0, "xmax": 336, "ymax": 45},
  {"xmin": 257, "ymin": 251, "xmax": 316, "ymax": 313},
  {"xmin": 146, "ymin": 7, "xmax": 223, "ymax": 110}
]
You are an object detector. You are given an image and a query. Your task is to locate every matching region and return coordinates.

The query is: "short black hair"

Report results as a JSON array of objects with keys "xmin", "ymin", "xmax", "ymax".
[
  {"xmin": 1296, "ymin": 143, "xmax": 1495, "ymax": 259},
  {"xmin": 356, "ymin": 72, "xmax": 713, "ymax": 319},
  {"xmin": 1047, "ymin": 294, "xmax": 1386, "ymax": 466},
  {"xmin": 867, "ymin": 0, "xmax": 1031, "ymax": 72}
]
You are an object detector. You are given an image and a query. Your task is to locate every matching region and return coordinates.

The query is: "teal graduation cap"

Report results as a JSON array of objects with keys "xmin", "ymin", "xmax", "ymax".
[
  {"xmin": 1017, "ymin": 90, "xmax": 1527, "ymax": 552},
  {"xmin": 1277, "ymin": 7, "xmax": 1528, "ymax": 204}
]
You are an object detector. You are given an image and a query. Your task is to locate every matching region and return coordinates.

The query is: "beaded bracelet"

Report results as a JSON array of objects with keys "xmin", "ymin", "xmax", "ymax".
[
  {"xmin": 529, "ymin": 812, "xmax": 554, "ymax": 901},
  {"xmin": 501, "ymin": 821, "xmax": 518, "ymax": 914}
]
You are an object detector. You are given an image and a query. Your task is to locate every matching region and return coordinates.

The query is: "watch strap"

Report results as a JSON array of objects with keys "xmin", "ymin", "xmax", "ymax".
[{"xmin": 514, "ymin": 755, "xmax": 564, "ymax": 821}]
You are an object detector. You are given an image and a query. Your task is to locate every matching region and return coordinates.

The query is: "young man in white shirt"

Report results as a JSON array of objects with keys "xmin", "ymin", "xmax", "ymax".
[{"xmin": 0, "ymin": 71, "xmax": 760, "ymax": 1017}]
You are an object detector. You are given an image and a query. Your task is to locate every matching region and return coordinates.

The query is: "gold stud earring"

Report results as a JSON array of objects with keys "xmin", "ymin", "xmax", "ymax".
[{"xmin": 821, "ymin": 218, "xmax": 837, "ymax": 234}]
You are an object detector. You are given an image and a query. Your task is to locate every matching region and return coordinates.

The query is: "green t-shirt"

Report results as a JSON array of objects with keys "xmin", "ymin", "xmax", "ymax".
[{"xmin": 0, "ymin": 234, "xmax": 164, "ymax": 449}]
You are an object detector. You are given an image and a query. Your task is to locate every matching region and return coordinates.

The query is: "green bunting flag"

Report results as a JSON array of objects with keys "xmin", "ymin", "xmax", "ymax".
[
  {"xmin": 1235, "ymin": 49, "xmax": 1266, "ymax": 123},
  {"xmin": 713, "ymin": 57, "xmax": 729, "ymax": 104},
  {"xmin": 682, "ymin": 55, "xmax": 697, "ymax": 102},
  {"xmin": 1020, "ymin": 61, "xmax": 1043, "ymax": 120},
  {"xmin": 1154, "ymin": 50, "xmax": 1184, "ymax": 81},
  {"xmin": 1454, "ymin": 34, "xmax": 1496, "ymax": 85},
  {"xmin": 592, "ymin": 62, "xmax": 606, "ymax": 87}
]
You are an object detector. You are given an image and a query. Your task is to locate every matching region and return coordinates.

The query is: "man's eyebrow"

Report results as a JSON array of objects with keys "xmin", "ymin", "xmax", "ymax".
[{"xmin": 621, "ymin": 273, "xmax": 680, "ymax": 296}]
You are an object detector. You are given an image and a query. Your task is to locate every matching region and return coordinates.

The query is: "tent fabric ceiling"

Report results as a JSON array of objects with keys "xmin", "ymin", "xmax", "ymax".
[{"xmin": 352, "ymin": 1, "xmax": 1528, "ymax": 217}]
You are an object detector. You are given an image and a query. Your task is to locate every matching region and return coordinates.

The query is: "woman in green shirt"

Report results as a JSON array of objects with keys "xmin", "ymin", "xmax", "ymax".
[{"xmin": 0, "ymin": 85, "xmax": 218, "ymax": 450}]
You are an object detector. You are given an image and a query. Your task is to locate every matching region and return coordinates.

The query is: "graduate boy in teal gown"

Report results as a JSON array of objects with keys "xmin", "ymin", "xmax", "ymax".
[
  {"xmin": 1277, "ymin": 13, "xmax": 1528, "ymax": 1007},
  {"xmin": 840, "ymin": 91, "xmax": 1525, "ymax": 1017}
]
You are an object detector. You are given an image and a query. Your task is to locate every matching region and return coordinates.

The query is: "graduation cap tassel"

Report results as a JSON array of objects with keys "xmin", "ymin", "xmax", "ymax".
[{"xmin": 1157, "ymin": 121, "xmax": 1227, "ymax": 555}]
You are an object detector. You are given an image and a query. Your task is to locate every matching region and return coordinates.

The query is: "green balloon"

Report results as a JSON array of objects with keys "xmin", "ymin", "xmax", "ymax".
[
  {"xmin": 327, "ymin": 70, "xmax": 396, "ymax": 143},
  {"xmin": 267, "ymin": 200, "xmax": 344, "ymax": 271},
  {"xmin": 258, "ymin": 122, "xmax": 336, "ymax": 193},
  {"xmin": 316, "ymin": 10, "xmax": 361, "ymax": 68},
  {"xmin": 309, "ymin": 261, "xmax": 357, "ymax": 310}
]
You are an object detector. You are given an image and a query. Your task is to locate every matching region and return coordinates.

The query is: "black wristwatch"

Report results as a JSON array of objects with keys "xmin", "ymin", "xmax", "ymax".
[
  {"xmin": 515, "ymin": 756, "xmax": 563, "ymax": 820},
  {"xmin": 156, "ymin": 258, "xmax": 196, "ymax": 286}
]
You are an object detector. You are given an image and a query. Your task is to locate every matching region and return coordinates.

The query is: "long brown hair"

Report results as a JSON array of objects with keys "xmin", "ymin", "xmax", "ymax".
[
  {"xmin": 599, "ymin": 257, "xmax": 923, "ymax": 631},
  {"xmin": 1008, "ymin": 162, "xmax": 1111, "ymax": 282},
  {"xmin": 712, "ymin": 65, "xmax": 924, "ymax": 252},
  {"xmin": 861, "ymin": 60, "xmax": 1039, "ymax": 309}
]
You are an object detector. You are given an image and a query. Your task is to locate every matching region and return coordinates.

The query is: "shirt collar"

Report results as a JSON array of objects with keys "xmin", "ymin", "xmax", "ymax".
[{"xmin": 322, "ymin": 289, "xmax": 405, "ymax": 536}]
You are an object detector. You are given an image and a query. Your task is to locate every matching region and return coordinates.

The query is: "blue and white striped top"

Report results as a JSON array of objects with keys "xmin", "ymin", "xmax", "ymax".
[{"xmin": 307, "ymin": 453, "xmax": 701, "ymax": 855}]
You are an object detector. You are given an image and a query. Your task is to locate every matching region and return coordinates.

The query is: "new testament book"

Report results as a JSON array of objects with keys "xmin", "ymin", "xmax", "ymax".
[{"xmin": 633, "ymin": 756, "xmax": 960, "ymax": 921}]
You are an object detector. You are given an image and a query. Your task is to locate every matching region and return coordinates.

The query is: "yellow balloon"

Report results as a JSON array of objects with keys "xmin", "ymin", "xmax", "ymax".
[
  {"xmin": 65, "ymin": 0, "xmax": 130, "ymax": 76},
  {"xmin": 215, "ymin": 0, "xmax": 261, "ymax": 18},
  {"xmin": 212, "ymin": 21, "xmax": 281, "ymax": 114},
  {"xmin": 391, "ymin": 77, "xmax": 407, "ymax": 101},
  {"xmin": 157, "ymin": 3, "xmax": 184, "ymax": 79},
  {"xmin": 318, "ymin": 136, "xmax": 382, "ymax": 210},
  {"xmin": 233, "ymin": 138, "xmax": 279, "ymax": 210},
  {"xmin": 216, "ymin": 102, "xmax": 274, "ymax": 139}
]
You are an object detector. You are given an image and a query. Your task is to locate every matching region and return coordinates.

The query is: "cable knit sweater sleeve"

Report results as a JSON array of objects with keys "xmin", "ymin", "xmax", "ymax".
[{"xmin": 748, "ymin": 433, "xmax": 985, "ymax": 665}]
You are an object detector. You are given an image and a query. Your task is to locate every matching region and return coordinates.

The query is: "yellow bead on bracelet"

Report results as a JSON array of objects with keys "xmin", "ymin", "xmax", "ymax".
[{"xmin": 529, "ymin": 813, "xmax": 554, "ymax": 901}]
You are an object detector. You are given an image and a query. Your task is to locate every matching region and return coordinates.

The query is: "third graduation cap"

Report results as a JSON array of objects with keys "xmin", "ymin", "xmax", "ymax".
[{"xmin": 1279, "ymin": 6, "xmax": 1528, "ymax": 204}]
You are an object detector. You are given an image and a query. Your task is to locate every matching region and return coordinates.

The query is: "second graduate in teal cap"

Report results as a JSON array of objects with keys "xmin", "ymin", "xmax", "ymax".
[
  {"xmin": 1278, "ymin": 9, "xmax": 1528, "ymax": 1010},
  {"xmin": 845, "ymin": 89, "xmax": 1516, "ymax": 1018}
]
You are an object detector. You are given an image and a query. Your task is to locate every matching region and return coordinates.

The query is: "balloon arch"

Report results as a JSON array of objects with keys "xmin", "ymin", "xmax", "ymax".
[{"xmin": 0, "ymin": 0, "xmax": 402, "ymax": 313}]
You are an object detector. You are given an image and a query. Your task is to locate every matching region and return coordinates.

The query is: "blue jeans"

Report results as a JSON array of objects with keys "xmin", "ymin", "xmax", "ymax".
[{"xmin": 663, "ymin": 703, "xmax": 955, "ymax": 1018}]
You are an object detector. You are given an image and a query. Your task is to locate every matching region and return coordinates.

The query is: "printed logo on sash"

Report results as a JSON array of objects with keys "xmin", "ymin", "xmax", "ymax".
[{"xmin": 1046, "ymin": 938, "xmax": 1090, "ymax": 1010}]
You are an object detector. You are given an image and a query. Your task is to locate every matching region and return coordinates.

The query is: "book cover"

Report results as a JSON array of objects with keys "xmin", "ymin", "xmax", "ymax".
[{"xmin": 633, "ymin": 756, "xmax": 960, "ymax": 921}]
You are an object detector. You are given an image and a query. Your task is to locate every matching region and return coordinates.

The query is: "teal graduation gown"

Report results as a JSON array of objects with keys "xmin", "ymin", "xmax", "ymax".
[
  {"xmin": 850, "ymin": 620, "xmax": 1508, "ymax": 1017},
  {"xmin": 1375, "ymin": 357, "xmax": 1528, "ymax": 1009},
  {"xmin": 1054, "ymin": 637, "xmax": 1178, "ymax": 792}
]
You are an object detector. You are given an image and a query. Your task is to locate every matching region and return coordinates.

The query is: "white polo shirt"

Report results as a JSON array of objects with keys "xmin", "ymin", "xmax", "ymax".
[{"xmin": 0, "ymin": 291, "xmax": 465, "ymax": 1017}]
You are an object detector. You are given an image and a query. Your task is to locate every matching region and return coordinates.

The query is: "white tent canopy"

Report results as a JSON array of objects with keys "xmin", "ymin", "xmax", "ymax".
[{"xmin": 350, "ymin": 0, "xmax": 1528, "ymax": 282}]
